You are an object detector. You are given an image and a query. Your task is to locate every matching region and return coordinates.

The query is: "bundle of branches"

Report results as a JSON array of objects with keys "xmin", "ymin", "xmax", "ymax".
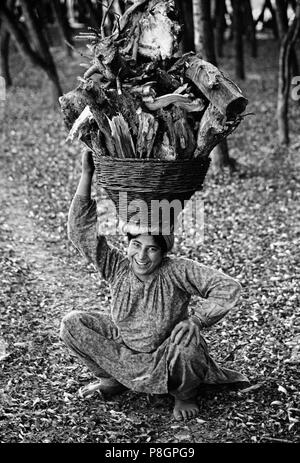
[{"xmin": 59, "ymin": 0, "xmax": 248, "ymax": 162}]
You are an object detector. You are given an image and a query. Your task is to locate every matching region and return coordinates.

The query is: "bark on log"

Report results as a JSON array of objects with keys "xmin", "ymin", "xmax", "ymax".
[
  {"xmin": 136, "ymin": 109, "xmax": 158, "ymax": 158},
  {"xmin": 194, "ymin": 103, "xmax": 241, "ymax": 159},
  {"xmin": 185, "ymin": 55, "xmax": 248, "ymax": 117}
]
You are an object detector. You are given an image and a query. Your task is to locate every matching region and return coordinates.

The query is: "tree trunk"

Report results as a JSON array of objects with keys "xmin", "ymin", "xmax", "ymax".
[
  {"xmin": 215, "ymin": 0, "xmax": 227, "ymax": 58},
  {"xmin": 275, "ymin": 0, "xmax": 299, "ymax": 75},
  {"xmin": 255, "ymin": 0, "xmax": 267, "ymax": 26},
  {"xmin": 192, "ymin": 0, "xmax": 216, "ymax": 62},
  {"xmin": 175, "ymin": 0, "xmax": 194, "ymax": 52},
  {"xmin": 19, "ymin": 0, "xmax": 62, "ymax": 102},
  {"xmin": 231, "ymin": 0, "xmax": 245, "ymax": 80},
  {"xmin": 0, "ymin": 2, "xmax": 62, "ymax": 102},
  {"xmin": 243, "ymin": 0, "xmax": 257, "ymax": 58},
  {"xmin": 84, "ymin": 0, "xmax": 103, "ymax": 29},
  {"xmin": 52, "ymin": 0, "xmax": 73, "ymax": 56},
  {"xmin": 266, "ymin": 0, "xmax": 279, "ymax": 38},
  {"xmin": 0, "ymin": 27, "xmax": 12, "ymax": 87},
  {"xmin": 275, "ymin": 0, "xmax": 289, "ymax": 37},
  {"xmin": 277, "ymin": 0, "xmax": 300, "ymax": 145}
]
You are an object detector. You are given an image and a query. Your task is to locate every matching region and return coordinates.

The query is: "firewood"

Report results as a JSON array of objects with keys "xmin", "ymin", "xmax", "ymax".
[
  {"xmin": 136, "ymin": 109, "xmax": 159, "ymax": 158},
  {"xmin": 154, "ymin": 132, "xmax": 176, "ymax": 160},
  {"xmin": 66, "ymin": 106, "xmax": 94, "ymax": 142},
  {"xmin": 156, "ymin": 68, "xmax": 181, "ymax": 93},
  {"xmin": 185, "ymin": 55, "xmax": 248, "ymax": 117},
  {"xmin": 107, "ymin": 114, "xmax": 136, "ymax": 158},
  {"xmin": 59, "ymin": 0, "xmax": 247, "ymax": 164},
  {"xmin": 144, "ymin": 93, "xmax": 205, "ymax": 112},
  {"xmin": 172, "ymin": 107, "xmax": 196, "ymax": 159},
  {"xmin": 137, "ymin": 0, "xmax": 181, "ymax": 60},
  {"xmin": 194, "ymin": 103, "xmax": 241, "ymax": 158}
]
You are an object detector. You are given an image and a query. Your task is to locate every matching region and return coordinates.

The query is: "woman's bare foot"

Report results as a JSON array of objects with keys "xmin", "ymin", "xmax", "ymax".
[
  {"xmin": 78, "ymin": 378, "xmax": 127, "ymax": 398},
  {"xmin": 173, "ymin": 397, "xmax": 199, "ymax": 421}
]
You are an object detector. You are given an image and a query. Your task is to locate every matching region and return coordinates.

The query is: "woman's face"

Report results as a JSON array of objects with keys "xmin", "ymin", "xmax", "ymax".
[{"xmin": 127, "ymin": 235, "xmax": 163, "ymax": 279}]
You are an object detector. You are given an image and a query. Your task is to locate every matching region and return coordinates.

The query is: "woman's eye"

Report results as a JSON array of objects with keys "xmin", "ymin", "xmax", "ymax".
[{"xmin": 149, "ymin": 247, "xmax": 158, "ymax": 253}]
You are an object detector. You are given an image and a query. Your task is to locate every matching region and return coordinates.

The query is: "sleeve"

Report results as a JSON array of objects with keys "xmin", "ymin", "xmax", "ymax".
[
  {"xmin": 171, "ymin": 258, "xmax": 242, "ymax": 328},
  {"xmin": 67, "ymin": 194, "xmax": 125, "ymax": 283}
]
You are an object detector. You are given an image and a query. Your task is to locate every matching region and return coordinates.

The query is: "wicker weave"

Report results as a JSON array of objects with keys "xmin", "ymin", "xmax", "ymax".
[{"xmin": 93, "ymin": 156, "xmax": 210, "ymax": 224}]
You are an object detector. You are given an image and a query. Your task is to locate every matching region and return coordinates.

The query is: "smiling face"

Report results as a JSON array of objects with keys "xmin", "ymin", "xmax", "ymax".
[{"xmin": 127, "ymin": 234, "xmax": 164, "ymax": 280}]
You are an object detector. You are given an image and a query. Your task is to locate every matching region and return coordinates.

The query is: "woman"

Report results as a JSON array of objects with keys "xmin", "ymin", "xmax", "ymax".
[{"xmin": 60, "ymin": 151, "xmax": 249, "ymax": 421}]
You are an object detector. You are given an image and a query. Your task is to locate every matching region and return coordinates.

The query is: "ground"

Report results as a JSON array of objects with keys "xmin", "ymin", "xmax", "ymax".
[{"xmin": 0, "ymin": 40, "xmax": 299, "ymax": 444}]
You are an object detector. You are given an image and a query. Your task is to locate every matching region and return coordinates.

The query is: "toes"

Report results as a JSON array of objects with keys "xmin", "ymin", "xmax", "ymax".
[{"xmin": 174, "ymin": 409, "xmax": 183, "ymax": 421}]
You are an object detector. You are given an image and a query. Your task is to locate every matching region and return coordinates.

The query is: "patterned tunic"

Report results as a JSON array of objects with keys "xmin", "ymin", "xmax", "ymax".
[{"xmin": 65, "ymin": 195, "xmax": 249, "ymax": 395}]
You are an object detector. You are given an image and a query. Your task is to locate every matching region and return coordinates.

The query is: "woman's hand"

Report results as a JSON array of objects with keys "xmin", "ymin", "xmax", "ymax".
[
  {"xmin": 81, "ymin": 150, "xmax": 95, "ymax": 176},
  {"xmin": 170, "ymin": 319, "xmax": 201, "ymax": 347}
]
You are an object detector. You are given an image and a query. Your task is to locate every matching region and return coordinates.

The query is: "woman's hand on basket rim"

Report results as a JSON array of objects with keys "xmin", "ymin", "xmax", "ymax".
[{"xmin": 82, "ymin": 150, "xmax": 95, "ymax": 176}]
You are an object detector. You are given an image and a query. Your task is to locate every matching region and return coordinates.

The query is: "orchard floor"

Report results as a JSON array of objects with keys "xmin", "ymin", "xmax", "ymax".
[{"xmin": 0, "ymin": 40, "xmax": 299, "ymax": 444}]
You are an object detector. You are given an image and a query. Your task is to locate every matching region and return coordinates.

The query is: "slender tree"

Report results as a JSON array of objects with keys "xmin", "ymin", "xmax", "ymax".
[
  {"xmin": 20, "ymin": 0, "xmax": 62, "ymax": 101},
  {"xmin": 175, "ymin": 0, "xmax": 194, "ymax": 52},
  {"xmin": 277, "ymin": 0, "xmax": 300, "ymax": 144},
  {"xmin": 275, "ymin": 0, "xmax": 299, "ymax": 75},
  {"xmin": 265, "ymin": 0, "xmax": 279, "ymax": 38},
  {"xmin": 192, "ymin": 0, "xmax": 216, "ymax": 61},
  {"xmin": 243, "ymin": 0, "xmax": 257, "ymax": 58},
  {"xmin": 215, "ymin": 0, "xmax": 227, "ymax": 58},
  {"xmin": 52, "ymin": 0, "xmax": 73, "ymax": 56},
  {"xmin": 0, "ymin": 27, "xmax": 12, "ymax": 87},
  {"xmin": 231, "ymin": 0, "xmax": 245, "ymax": 80},
  {"xmin": 84, "ymin": 0, "xmax": 103, "ymax": 29}
]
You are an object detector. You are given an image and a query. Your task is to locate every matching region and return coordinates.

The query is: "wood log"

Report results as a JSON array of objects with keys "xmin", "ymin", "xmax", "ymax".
[
  {"xmin": 144, "ymin": 93, "xmax": 205, "ymax": 112},
  {"xmin": 185, "ymin": 55, "xmax": 248, "ymax": 117},
  {"xmin": 136, "ymin": 0, "xmax": 181, "ymax": 60},
  {"xmin": 66, "ymin": 106, "xmax": 94, "ymax": 142},
  {"xmin": 154, "ymin": 132, "xmax": 176, "ymax": 160},
  {"xmin": 172, "ymin": 107, "xmax": 196, "ymax": 159},
  {"xmin": 107, "ymin": 114, "xmax": 136, "ymax": 158},
  {"xmin": 136, "ymin": 109, "xmax": 159, "ymax": 158},
  {"xmin": 194, "ymin": 103, "xmax": 241, "ymax": 159}
]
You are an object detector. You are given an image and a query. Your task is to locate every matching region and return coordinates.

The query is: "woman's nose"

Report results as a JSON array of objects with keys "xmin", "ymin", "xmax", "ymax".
[{"xmin": 138, "ymin": 248, "xmax": 147, "ymax": 261}]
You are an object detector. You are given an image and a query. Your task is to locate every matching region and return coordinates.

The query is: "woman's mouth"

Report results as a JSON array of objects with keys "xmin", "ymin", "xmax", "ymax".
[{"xmin": 134, "ymin": 259, "xmax": 150, "ymax": 268}]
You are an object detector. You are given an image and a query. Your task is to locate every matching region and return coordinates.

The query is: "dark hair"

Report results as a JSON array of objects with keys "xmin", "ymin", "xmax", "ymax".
[{"xmin": 127, "ymin": 233, "xmax": 168, "ymax": 254}]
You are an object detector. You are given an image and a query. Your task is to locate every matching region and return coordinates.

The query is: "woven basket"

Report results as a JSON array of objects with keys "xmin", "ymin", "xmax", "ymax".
[{"xmin": 93, "ymin": 156, "xmax": 210, "ymax": 226}]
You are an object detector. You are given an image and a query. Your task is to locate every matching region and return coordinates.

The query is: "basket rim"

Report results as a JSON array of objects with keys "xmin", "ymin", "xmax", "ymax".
[{"xmin": 95, "ymin": 157, "xmax": 210, "ymax": 165}]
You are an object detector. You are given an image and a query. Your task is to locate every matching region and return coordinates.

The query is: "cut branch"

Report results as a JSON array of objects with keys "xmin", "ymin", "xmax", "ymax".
[{"xmin": 185, "ymin": 56, "xmax": 248, "ymax": 117}]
